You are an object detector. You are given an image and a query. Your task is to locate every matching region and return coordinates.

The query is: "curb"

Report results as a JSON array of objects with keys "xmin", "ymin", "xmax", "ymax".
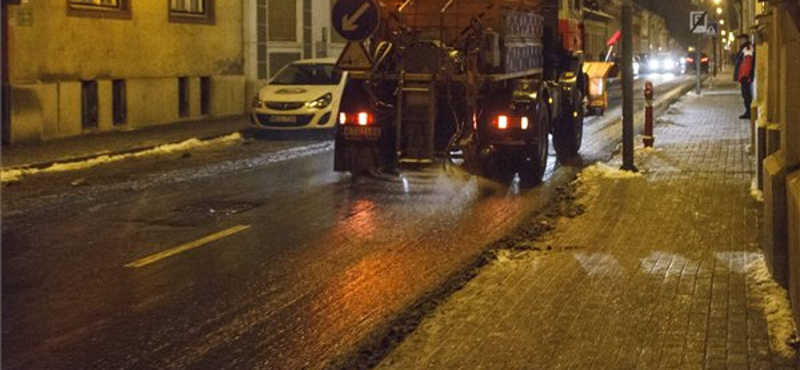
[{"xmin": 2, "ymin": 130, "xmax": 248, "ymax": 174}]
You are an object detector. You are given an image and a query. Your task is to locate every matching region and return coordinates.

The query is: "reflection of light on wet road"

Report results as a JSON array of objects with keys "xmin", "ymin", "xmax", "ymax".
[
  {"xmin": 401, "ymin": 175, "xmax": 410, "ymax": 193},
  {"xmin": 307, "ymin": 247, "xmax": 412, "ymax": 357},
  {"xmin": 340, "ymin": 199, "xmax": 378, "ymax": 236}
]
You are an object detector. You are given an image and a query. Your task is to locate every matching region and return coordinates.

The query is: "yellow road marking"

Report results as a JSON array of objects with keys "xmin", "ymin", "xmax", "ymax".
[{"xmin": 125, "ymin": 225, "xmax": 251, "ymax": 268}]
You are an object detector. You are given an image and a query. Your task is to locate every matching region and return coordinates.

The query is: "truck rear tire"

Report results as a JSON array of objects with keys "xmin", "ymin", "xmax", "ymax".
[
  {"xmin": 518, "ymin": 98, "xmax": 550, "ymax": 185},
  {"xmin": 553, "ymin": 91, "xmax": 584, "ymax": 163}
]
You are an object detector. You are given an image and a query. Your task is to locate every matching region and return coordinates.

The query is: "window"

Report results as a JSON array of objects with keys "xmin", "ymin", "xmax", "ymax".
[
  {"xmin": 200, "ymin": 77, "xmax": 211, "ymax": 115},
  {"xmin": 81, "ymin": 80, "xmax": 99, "ymax": 129},
  {"xmin": 67, "ymin": 0, "xmax": 131, "ymax": 19},
  {"xmin": 271, "ymin": 63, "xmax": 342, "ymax": 86},
  {"xmin": 169, "ymin": 0, "xmax": 214, "ymax": 24},
  {"xmin": 257, "ymin": 0, "xmax": 268, "ymax": 79},
  {"xmin": 178, "ymin": 77, "xmax": 190, "ymax": 118},
  {"xmin": 268, "ymin": 0, "xmax": 296, "ymax": 41},
  {"xmin": 269, "ymin": 53, "xmax": 301, "ymax": 78},
  {"xmin": 112, "ymin": 79, "xmax": 127, "ymax": 126},
  {"xmin": 303, "ymin": 0, "xmax": 312, "ymax": 57}
]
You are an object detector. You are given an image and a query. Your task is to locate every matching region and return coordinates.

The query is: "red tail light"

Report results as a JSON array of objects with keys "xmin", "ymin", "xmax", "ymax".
[
  {"xmin": 357, "ymin": 112, "xmax": 370, "ymax": 126},
  {"xmin": 686, "ymin": 57, "xmax": 695, "ymax": 63},
  {"xmin": 497, "ymin": 115, "xmax": 509, "ymax": 130},
  {"xmin": 492, "ymin": 115, "xmax": 529, "ymax": 130},
  {"xmin": 339, "ymin": 112, "xmax": 374, "ymax": 126},
  {"xmin": 701, "ymin": 57, "xmax": 709, "ymax": 63}
]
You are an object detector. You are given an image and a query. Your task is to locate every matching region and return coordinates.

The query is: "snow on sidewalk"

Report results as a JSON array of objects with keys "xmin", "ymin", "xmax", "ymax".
[{"xmin": 377, "ymin": 87, "xmax": 799, "ymax": 369}]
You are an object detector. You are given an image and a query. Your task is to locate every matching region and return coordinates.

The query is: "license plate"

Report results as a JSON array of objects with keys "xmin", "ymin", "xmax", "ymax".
[
  {"xmin": 343, "ymin": 126, "xmax": 381, "ymax": 141},
  {"xmin": 270, "ymin": 115, "xmax": 297, "ymax": 123}
]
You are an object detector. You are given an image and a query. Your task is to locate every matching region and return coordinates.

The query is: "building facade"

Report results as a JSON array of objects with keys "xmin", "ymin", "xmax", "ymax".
[
  {"xmin": 751, "ymin": 0, "xmax": 800, "ymax": 329},
  {"xmin": 582, "ymin": 0, "xmax": 674, "ymax": 62},
  {"xmin": 242, "ymin": 0, "xmax": 346, "ymax": 101},
  {"xmin": 4, "ymin": 0, "xmax": 246, "ymax": 143}
]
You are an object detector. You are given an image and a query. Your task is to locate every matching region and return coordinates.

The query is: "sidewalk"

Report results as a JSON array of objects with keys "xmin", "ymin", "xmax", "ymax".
[
  {"xmin": 377, "ymin": 79, "xmax": 800, "ymax": 369},
  {"xmin": 0, "ymin": 115, "xmax": 251, "ymax": 170}
]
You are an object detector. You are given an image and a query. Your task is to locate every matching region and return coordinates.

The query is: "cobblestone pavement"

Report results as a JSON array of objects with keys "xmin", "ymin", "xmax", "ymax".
[{"xmin": 376, "ymin": 82, "xmax": 800, "ymax": 369}]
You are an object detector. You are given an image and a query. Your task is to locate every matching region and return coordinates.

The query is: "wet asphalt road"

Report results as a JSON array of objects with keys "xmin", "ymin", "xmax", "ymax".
[{"xmin": 2, "ymin": 74, "xmax": 694, "ymax": 370}]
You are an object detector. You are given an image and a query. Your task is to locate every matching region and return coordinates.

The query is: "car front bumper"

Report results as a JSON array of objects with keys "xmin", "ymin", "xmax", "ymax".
[{"xmin": 250, "ymin": 107, "xmax": 335, "ymax": 131}]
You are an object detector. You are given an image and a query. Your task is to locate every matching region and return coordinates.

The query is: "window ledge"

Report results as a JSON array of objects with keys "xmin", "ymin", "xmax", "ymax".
[
  {"xmin": 67, "ymin": 2, "xmax": 131, "ymax": 20},
  {"xmin": 168, "ymin": 12, "xmax": 215, "ymax": 25}
]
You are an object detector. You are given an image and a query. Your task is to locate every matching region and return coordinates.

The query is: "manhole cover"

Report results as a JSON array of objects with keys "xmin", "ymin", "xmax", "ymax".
[{"xmin": 177, "ymin": 201, "xmax": 261, "ymax": 217}]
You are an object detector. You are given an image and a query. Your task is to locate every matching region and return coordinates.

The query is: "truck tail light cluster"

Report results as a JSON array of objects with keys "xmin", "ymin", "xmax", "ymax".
[
  {"xmin": 339, "ymin": 112, "xmax": 374, "ymax": 126},
  {"xmin": 493, "ymin": 114, "xmax": 530, "ymax": 130}
]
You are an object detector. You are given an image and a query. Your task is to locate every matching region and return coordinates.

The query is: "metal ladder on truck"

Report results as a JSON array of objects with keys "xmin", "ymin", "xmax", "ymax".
[{"xmin": 396, "ymin": 77, "xmax": 437, "ymax": 164}]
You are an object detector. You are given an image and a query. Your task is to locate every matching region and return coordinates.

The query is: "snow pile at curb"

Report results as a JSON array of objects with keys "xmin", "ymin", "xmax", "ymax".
[
  {"xmin": 577, "ymin": 162, "xmax": 644, "ymax": 183},
  {"xmin": 1, "ymin": 133, "xmax": 243, "ymax": 183},
  {"xmin": 636, "ymin": 146, "xmax": 661, "ymax": 154},
  {"xmin": 747, "ymin": 256, "xmax": 799, "ymax": 359},
  {"xmin": 751, "ymin": 178, "xmax": 764, "ymax": 202}
]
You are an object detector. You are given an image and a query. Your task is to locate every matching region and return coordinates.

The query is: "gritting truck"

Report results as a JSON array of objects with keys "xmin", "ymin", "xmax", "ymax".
[{"xmin": 332, "ymin": 0, "xmax": 590, "ymax": 183}]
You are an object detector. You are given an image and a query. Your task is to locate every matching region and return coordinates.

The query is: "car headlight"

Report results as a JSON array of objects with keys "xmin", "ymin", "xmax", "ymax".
[
  {"xmin": 649, "ymin": 60, "xmax": 659, "ymax": 70},
  {"xmin": 307, "ymin": 93, "xmax": 333, "ymax": 109}
]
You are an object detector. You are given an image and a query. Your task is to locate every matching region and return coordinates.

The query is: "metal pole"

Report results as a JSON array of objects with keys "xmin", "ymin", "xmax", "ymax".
[
  {"xmin": 713, "ymin": 36, "xmax": 718, "ymax": 76},
  {"xmin": 696, "ymin": 34, "xmax": 702, "ymax": 95},
  {"xmin": 621, "ymin": 2, "xmax": 637, "ymax": 172}
]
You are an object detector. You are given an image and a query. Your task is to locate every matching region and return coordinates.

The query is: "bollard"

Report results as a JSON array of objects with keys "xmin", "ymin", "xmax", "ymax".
[{"xmin": 643, "ymin": 81, "xmax": 655, "ymax": 148}]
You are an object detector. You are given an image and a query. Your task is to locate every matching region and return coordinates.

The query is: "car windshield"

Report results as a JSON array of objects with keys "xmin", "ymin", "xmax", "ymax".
[{"xmin": 271, "ymin": 64, "xmax": 342, "ymax": 85}]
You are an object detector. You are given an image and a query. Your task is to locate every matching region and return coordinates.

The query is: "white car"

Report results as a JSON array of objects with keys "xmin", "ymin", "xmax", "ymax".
[{"xmin": 251, "ymin": 58, "xmax": 346, "ymax": 131}]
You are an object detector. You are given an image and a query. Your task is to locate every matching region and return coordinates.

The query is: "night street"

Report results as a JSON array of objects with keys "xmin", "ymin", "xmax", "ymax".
[
  {"xmin": 3, "ymin": 76, "xmax": 691, "ymax": 369},
  {"xmin": 4, "ymin": 0, "xmax": 800, "ymax": 368}
]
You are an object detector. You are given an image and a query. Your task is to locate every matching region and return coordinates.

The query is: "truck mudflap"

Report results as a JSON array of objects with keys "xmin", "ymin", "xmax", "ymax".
[
  {"xmin": 333, "ymin": 79, "xmax": 390, "ymax": 174},
  {"xmin": 333, "ymin": 141, "xmax": 382, "ymax": 174},
  {"xmin": 333, "ymin": 123, "xmax": 384, "ymax": 173}
]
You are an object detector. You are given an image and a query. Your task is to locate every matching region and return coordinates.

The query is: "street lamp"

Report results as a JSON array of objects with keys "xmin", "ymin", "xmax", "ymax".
[
  {"xmin": 717, "ymin": 7, "xmax": 723, "ymax": 15},
  {"xmin": 720, "ymin": 19, "xmax": 725, "ymax": 25}
]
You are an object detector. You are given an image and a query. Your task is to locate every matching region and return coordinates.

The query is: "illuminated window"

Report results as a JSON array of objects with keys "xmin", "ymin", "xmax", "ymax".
[
  {"xmin": 67, "ymin": 0, "xmax": 130, "ymax": 19},
  {"xmin": 169, "ymin": 0, "xmax": 215, "ymax": 24}
]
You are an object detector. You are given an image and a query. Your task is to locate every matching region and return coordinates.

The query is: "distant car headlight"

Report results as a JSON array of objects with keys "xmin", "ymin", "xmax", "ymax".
[
  {"xmin": 307, "ymin": 93, "xmax": 333, "ymax": 109},
  {"xmin": 649, "ymin": 60, "xmax": 659, "ymax": 70},
  {"xmin": 663, "ymin": 59, "xmax": 675, "ymax": 69}
]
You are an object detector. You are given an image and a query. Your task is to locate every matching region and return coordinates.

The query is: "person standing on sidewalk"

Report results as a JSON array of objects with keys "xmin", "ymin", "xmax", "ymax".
[{"xmin": 733, "ymin": 34, "xmax": 755, "ymax": 119}]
